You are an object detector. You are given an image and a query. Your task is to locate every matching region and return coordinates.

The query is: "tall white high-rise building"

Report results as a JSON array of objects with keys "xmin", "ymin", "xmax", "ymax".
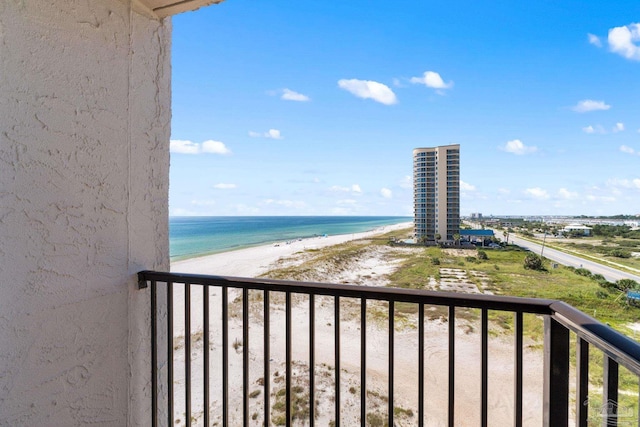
[{"xmin": 413, "ymin": 144, "xmax": 460, "ymax": 242}]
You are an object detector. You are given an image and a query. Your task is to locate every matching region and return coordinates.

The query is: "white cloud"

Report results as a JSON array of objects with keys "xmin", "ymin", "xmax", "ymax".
[
  {"xmin": 498, "ymin": 188, "xmax": 511, "ymax": 195},
  {"xmin": 502, "ymin": 139, "xmax": 537, "ymax": 155},
  {"xmin": 263, "ymin": 199, "xmax": 307, "ymax": 209},
  {"xmin": 281, "ymin": 88, "xmax": 310, "ymax": 102},
  {"xmin": 338, "ymin": 79, "xmax": 398, "ymax": 105},
  {"xmin": 214, "ymin": 183, "xmax": 237, "ymax": 189},
  {"xmin": 392, "ymin": 78, "xmax": 405, "ymax": 88},
  {"xmin": 524, "ymin": 187, "xmax": 550, "ymax": 200},
  {"xmin": 330, "ymin": 186, "xmax": 350, "ymax": 192},
  {"xmin": 582, "ymin": 125, "xmax": 606, "ymax": 134},
  {"xmin": 190, "ymin": 200, "xmax": 216, "ymax": 206},
  {"xmin": 608, "ymin": 23, "xmax": 640, "ymax": 61},
  {"xmin": 170, "ymin": 139, "xmax": 200, "ymax": 154},
  {"xmin": 588, "ymin": 33, "xmax": 602, "ymax": 47},
  {"xmin": 607, "ymin": 178, "xmax": 640, "ymax": 190},
  {"xmin": 170, "ymin": 139, "xmax": 231, "ymax": 155},
  {"xmin": 380, "ymin": 188, "xmax": 393, "ymax": 198},
  {"xmin": 399, "ymin": 175, "xmax": 412, "ymax": 189},
  {"xmin": 460, "ymin": 180, "xmax": 476, "ymax": 191},
  {"xmin": 202, "ymin": 140, "xmax": 232, "ymax": 154},
  {"xmin": 620, "ymin": 145, "xmax": 636, "ymax": 154},
  {"xmin": 266, "ymin": 129, "xmax": 282, "ymax": 139},
  {"xmin": 557, "ymin": 188, "xmax": 578, "ymax": 200},
  {"xmin": 249, "ymin": 129, "xmax": 283, "ymax": 139},
  {"xmin": 410, "ymin": 71, "xmax": 454, "ymax": 91},
  {"xmin": 613, "ymin": 122, "xmax": 625, "ymax": 132},
  {"xmin": 337, "ymin": 199, "xmax": 357, "ymax": 205},
  {"xmin": 571, "ymin": 99, "xmax": 611, "ymax": 113},
  {"xmin": 329, "ymin": 184, "xmax": 362, "ymax": 194}
]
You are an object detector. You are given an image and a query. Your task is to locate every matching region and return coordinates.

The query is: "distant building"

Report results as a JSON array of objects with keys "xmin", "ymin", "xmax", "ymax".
[
  {"xmin": 413, "ymin": 144, "xmax": 460, "ymax": 242},
  {"xmin": 460, "ymin": 229, "xmax": 494, "ymax": 240},
  {"xmin": 563, "ymin": 223, "xmax": 592, "ymax": 236}
]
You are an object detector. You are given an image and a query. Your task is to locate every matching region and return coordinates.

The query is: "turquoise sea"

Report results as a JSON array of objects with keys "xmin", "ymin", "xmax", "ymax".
[{"xmin": 170, "ymin": 216, "xmax": 412, "ymax": 261}]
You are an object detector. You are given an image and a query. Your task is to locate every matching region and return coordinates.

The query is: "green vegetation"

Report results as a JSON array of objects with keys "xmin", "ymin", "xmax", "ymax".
[
  {"xmin": 521, "ymin": 225, "xmax": 640, "ymax": 272},
  {"xmin": 259, "ymin": 226, "xmax": 640, "ymax": 419},
  {"xmin": 272, "ymin": 385, "xmax": 311, "ymax": 425},
  {"xmin": 385, "ymin": 244, "xmax": 640, "ymax": 332},
  {"xmin": 523, "ymin": 253, "xmax": 544, "ymax": 270}
]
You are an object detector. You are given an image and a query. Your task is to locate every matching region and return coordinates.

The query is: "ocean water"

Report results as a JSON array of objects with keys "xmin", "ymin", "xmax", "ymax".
[{"xmin": 170, "ymin": 216, "xmax": 411, "ymax": 261}]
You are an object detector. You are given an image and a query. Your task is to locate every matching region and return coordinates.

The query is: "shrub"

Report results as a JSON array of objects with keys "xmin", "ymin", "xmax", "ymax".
[
  {"xmin": 616, "ymin": 279, "xmax": 640, "ymax": 291},
  {"xmin": 465, "ymin": 256, "xmax": 477, "ymax": 263},
  {"xmin": 431, "ymin": 257, "xmax": 440, "ymax": 265},
  {"xmin": 477, "ymin": 250, "xmax": 488, "ymax": 260},
  {"xmin": 574, "ymin": 268, "xmax": 592, "ymax": 278},
  {"xmin": 610, "ymin": 249, "xmax": 632, "ymax": 258},
  {"xmin": 523, "ymin": 253, "xmax": 544, "ymax": 271},
  {"xmin": 598, "ymin": 280, "xmax": 617, "ymax": 292}
]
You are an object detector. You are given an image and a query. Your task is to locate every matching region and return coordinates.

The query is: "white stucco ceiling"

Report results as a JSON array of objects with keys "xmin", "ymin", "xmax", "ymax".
[{"xmin": 137, "ymin": 0, "xmax": 225, "ymax": 19}]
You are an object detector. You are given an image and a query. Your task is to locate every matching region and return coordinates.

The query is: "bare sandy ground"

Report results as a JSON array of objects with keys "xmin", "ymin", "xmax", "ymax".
[{"xmin": 168, "ymin": 223, "xmax": 544, "ymax": 426}]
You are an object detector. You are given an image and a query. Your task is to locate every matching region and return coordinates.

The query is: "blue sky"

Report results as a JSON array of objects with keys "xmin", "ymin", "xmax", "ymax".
[{"xmin": 169, "ymin": 0, "xmax": 640, "ymax": 217}]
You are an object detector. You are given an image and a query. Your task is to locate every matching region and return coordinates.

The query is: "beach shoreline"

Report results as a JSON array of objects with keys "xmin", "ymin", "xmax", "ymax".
[{"xmin": 171, "ymin": 221, "xmax": 414, "ymax": 277}]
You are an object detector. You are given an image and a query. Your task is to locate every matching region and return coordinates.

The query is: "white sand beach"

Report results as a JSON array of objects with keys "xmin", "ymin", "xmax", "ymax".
[
  {"xmin": 171, "ymin": 221, "xmax": 414, "ymax": 277},
  {"xmin": 168, "ymin": 221, "xmax": 544, "ymax": 426}
]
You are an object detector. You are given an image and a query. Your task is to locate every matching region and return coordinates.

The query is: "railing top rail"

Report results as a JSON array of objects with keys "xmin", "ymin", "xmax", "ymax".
[
  {"xmin": 138, "ymin": 270, "xmax": 640, "ymax": 376},
  {"xmin": 138, "ymin": 270, "xmax": 555, "ymax": 313},
  {"xmin": 550, "ymin": 301, "xmax": 640, "ymax": 376}
]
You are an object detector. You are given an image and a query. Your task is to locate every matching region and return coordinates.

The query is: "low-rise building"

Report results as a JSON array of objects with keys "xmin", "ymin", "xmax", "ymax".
[{"xmin": 562, "ymin": 223, "xmax": 592, "ymax": 236}]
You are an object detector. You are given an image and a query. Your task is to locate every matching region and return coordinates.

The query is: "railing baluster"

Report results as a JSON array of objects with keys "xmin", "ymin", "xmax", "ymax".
[
  {"xmin": 243, "ymin": 288, "xmax": 249, "ymax": 426},
  {"xmin": 310, "ymin": 294, "xmax": 315, "ymax": 427},
  {"xmin": 185, "ymin": 283, "xmax": 191, "ymax": 427},
  {"xmin": 203, "ymin": 286, "xmax": 210, "ymax": 427},
  {"xmin": 151, "ymin": 280, "xmax": 157, "ymax": 427},
  {"xmin": 389, "ymin": 301, "xmax": 395, "ymax": 427},
  {"xmin": 514, "ymin": 311, "xmax": 523, "ymax": 427},
  {"xmin": 361, "ymin": 298, "xmax": 367, "ymax": 425},
  {"xmin": 335, "ymin": 295, "xmax": 341, "ymax": 427},
  {"xmin": 448, "ymin": 305, "xmax": 455, "ymax": 427},
  {"xmin": 286, "ymin": 292, "xmax": 292, "ymax": 426},
  {"xmin": 603, "ymin": 356, "xmax": 619, "ymax": 427},
  {"xmin": 418, "ymin": 304, "xmax": 424, "ymax": 427},
  {"xmin": 543, "ymin": 316, "xmax": 569, "ymax": 427},
  {"xmin": 264, "ymin": 290, "xmax": 270, "ymax": 427},
  {"xmin": 222, "ymin": 286, "xmax": 228, "ymax": 427},
  {"xmin": 576, "ymin": 337, "xmax": 588, "ymax": 427},
  {"xmin": 481, "ymin": 308, "xmax": 488, "ymax": 427},
  {"xmin": 168, "ymin": 281, "xmax": 174, "ymax": 427},
  {"xmin": 137, "ymin": 271, "xmax": 640, "ymax": 427}
]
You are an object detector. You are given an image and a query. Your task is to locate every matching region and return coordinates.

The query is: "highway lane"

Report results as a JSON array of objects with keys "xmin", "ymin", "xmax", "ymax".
[{"xmin": 507, "ymin": 234, "xmax": 640, "ymax": 283}]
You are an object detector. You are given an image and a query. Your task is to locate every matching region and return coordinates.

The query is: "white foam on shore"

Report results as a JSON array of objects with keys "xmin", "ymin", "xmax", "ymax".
[{"xmin": 171, "ymin": 221, "xmax": 413, "ymax": 277}]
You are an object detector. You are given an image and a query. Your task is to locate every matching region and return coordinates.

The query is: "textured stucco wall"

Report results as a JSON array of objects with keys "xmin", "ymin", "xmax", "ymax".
[{"xmin": 0, "ymin": 1, "xmax": 170, "ymax": 425}]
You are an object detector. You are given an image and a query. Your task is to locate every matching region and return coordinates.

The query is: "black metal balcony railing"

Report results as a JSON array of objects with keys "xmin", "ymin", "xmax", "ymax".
[{"xmin": 138, "ymin": 271, "xmax": 640, "ymax": 427}]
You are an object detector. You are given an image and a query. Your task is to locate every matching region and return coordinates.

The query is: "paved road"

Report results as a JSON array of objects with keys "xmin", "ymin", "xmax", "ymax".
[{"xmin": 507, "ymin": 234, "xmax": 640, "ymax": 283}]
